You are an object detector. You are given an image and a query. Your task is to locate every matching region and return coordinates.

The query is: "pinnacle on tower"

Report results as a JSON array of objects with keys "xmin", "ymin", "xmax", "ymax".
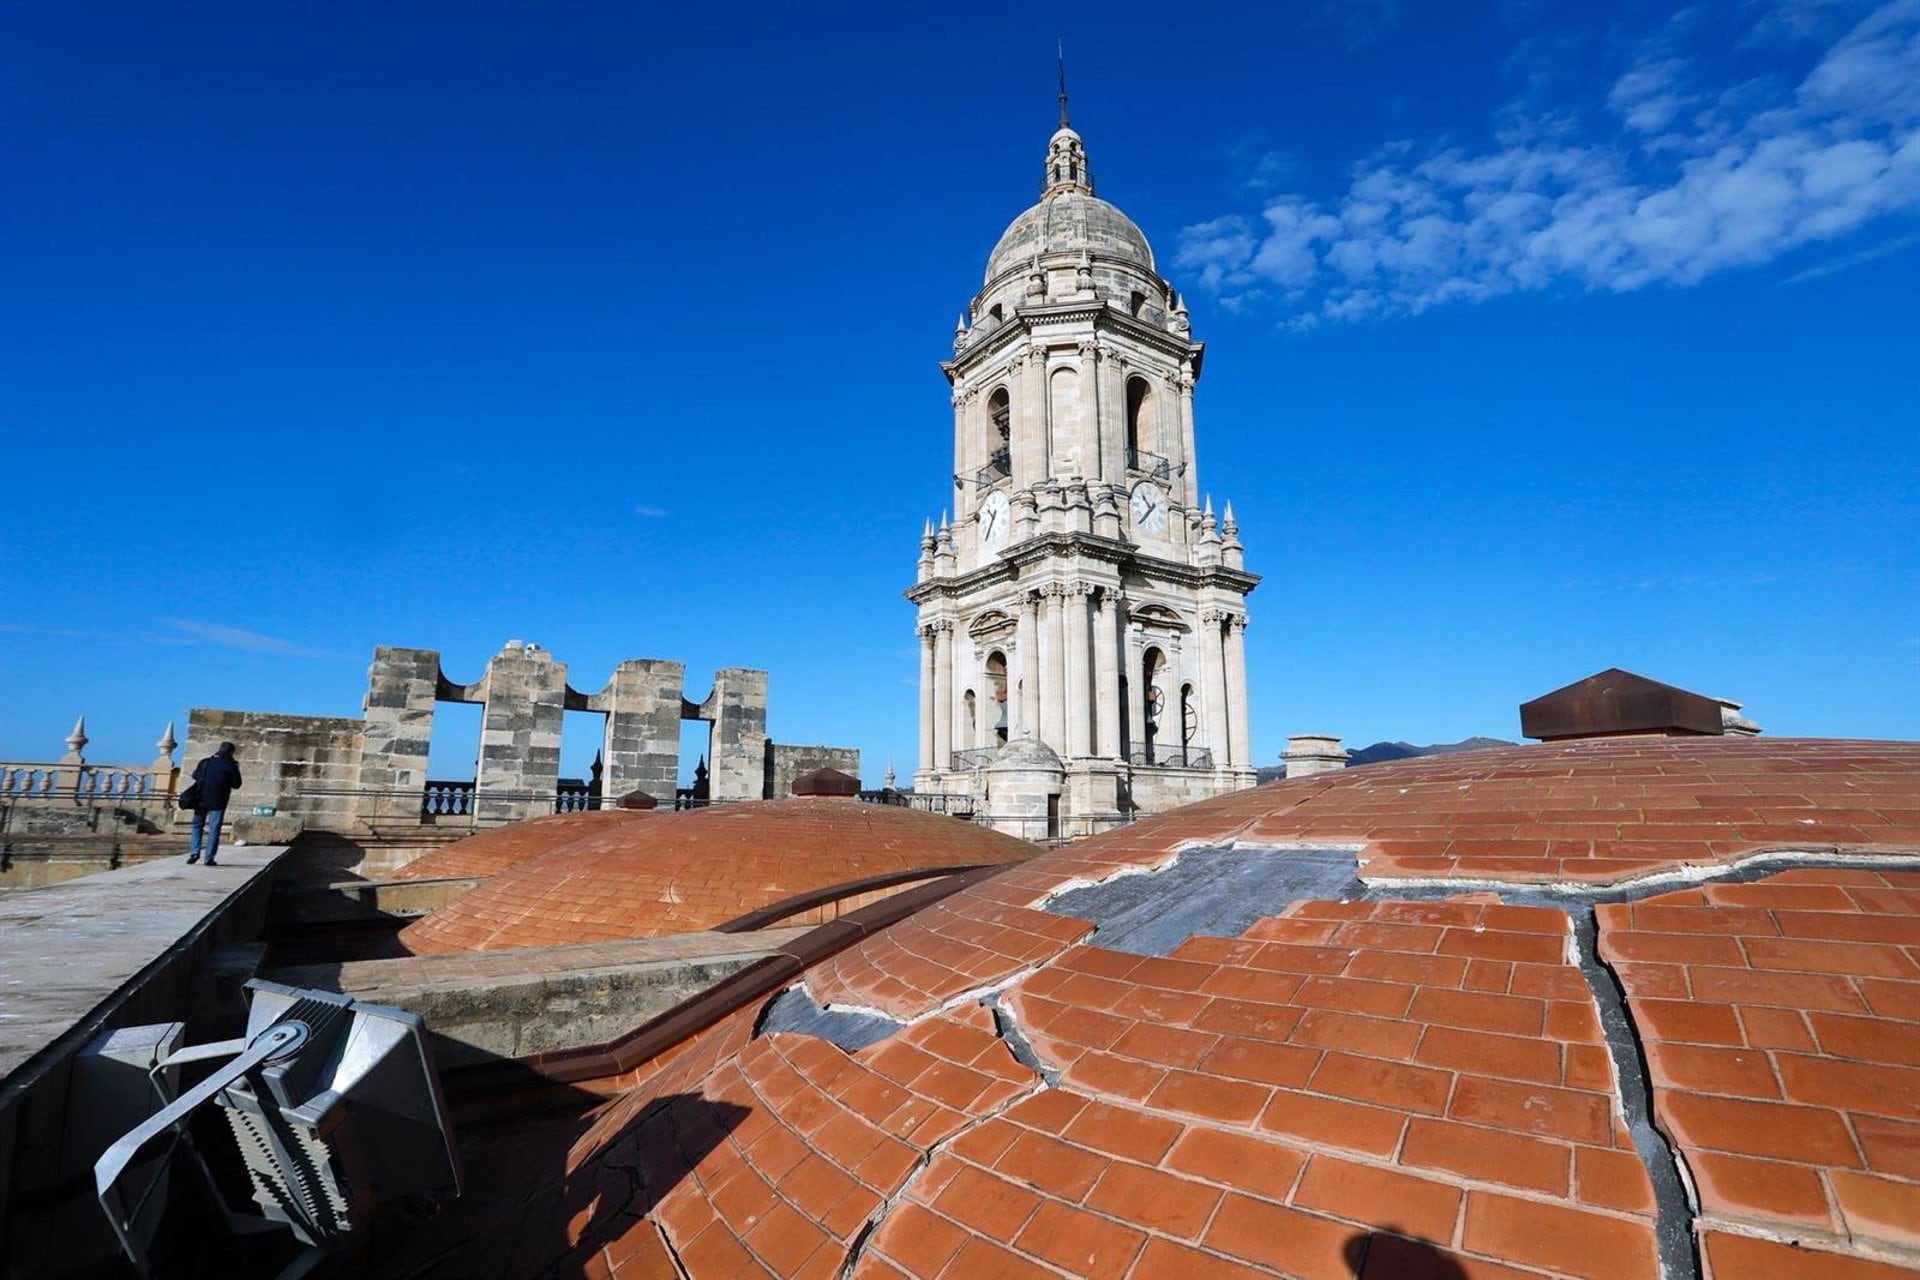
[{"xmin": 1041, "ymin": 53, "xmax": 1094, "ymax": 199}]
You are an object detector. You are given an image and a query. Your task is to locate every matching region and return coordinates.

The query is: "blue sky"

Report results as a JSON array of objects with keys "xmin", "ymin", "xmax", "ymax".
[{"xmin": 2, "ymin": 1, "xmax": 1915, "ymax": 782}]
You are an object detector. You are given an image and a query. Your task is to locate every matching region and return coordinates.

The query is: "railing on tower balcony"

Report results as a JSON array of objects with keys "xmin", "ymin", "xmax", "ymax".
[
  {"xmin": 949, "ymin": 747, "xmax": 996, "ymax": 771},
  {"xmin": 554, "ymin": 780, "xmax": 599, "ymax": 813},
  {"xmin": 1121, "ymin": 449, "xmax": 1175, "ymax": 483},
  {"xmin": 959, "ymin": 448, "xmax": 1012, "ymax": 490},
  {"xmin": 421, "ymin": 780, "xmax": 475, "ymax": 817},
  {"xmin": 1129, "ymin": 744, "xmax": 1214, "ymax": 770}
]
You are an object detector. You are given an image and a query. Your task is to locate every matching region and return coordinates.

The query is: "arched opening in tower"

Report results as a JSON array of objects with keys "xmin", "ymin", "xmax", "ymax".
[
  {"xmin": 1142, "ymin": 646, "xmax": 1167, "ymax": 761},
  {"xmin": 1126, "ymin": 377, "xmax": 1153, "ymax": 470},
  {"xmin": 985, "ymin": 651, "xmax": 1009, "ymax": 747}
]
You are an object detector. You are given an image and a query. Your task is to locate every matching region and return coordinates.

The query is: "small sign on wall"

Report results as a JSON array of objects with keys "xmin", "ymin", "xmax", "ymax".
[{"xmin": 251, "ymin": 805, "xmax": 277, "ymax": 816}]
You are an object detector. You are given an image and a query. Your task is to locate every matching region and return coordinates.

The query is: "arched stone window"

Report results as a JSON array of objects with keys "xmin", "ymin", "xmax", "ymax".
[
  {"xmin": 1126, "ymin": 377, "xmax": 1154, "ymax": 469},
  {"xmin": 963, "ymin": 690, "xmax": 978, "ymax": 750}
]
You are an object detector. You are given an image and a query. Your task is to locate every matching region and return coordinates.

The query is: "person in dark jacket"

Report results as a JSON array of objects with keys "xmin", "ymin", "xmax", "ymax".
[{"xmin": 186, "ymin": 741, "xmax": 242, "ymax": 866}]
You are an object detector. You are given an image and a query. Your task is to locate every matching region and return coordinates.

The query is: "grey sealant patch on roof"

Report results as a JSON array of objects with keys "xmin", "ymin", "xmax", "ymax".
[
  {"xmin": 1044, "ymin": 845, "xmax": 1364, "ymax": 957},
  {"xmin": 756, "ymin": 985, "xmax": 902, "ymax": 1052}
]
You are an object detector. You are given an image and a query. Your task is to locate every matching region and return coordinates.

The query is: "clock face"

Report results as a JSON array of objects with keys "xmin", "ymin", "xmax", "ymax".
[
  {"xmin": 1129, "ymin": 482, "xmax": 1168, "ymax": 534},
  {"xmin": 980, "ymin": 490, "xmax": 1011, "ymax": 547}
]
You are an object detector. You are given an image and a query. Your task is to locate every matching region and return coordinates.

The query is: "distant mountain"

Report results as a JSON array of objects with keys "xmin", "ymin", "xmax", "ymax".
[{"xmin": 1256, "ymin": 736, "xmax": 1515, "ymax": 782}]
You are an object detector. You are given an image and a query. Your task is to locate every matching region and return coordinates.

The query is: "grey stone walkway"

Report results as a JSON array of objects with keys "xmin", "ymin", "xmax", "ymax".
[{"xmin": 0, "ymin": 846, "xmax": 285, "ymax": 1086}]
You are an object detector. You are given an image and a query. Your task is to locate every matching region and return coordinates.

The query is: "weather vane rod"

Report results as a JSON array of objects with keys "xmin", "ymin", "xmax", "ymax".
[{"xmin": 1057, "ymin": 40, "xmax": 1071, "ymax": 129}]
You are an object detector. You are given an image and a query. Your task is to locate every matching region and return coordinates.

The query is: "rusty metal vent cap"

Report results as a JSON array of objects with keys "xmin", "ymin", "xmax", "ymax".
[{"xmin": 1520, "ymin": 667, "xmax": 1729, "ymax": 741}]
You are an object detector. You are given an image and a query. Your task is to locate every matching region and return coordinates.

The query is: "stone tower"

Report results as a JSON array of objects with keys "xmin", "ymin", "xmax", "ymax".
[{"xmin": 909, "ymin": 103, "xmax": 1259, "ymax": 838}]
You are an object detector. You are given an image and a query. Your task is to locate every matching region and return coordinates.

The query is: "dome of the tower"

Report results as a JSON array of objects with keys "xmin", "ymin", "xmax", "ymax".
[
  {"xmin": 986, "ymin": 735, "xmax": 1066, "ymax": 773},
  {"xmin": 985, "ymin": 191, "xmax": 1156, "ymax": 284}
]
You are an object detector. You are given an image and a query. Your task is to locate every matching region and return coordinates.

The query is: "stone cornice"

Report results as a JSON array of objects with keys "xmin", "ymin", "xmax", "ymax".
[
  {"xmin": 905, "ymin": 531, "xmax": 1259, "ymax": 605},
  {"xmin": 943, "ymin": 303, "xmax": 1204, "ymax": 383}
]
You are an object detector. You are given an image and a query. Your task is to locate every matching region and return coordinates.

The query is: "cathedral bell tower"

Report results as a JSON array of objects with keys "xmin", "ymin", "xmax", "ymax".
[{"xmin": 908, "ymin": 97, "xmax": 1259, "ymax": 839}]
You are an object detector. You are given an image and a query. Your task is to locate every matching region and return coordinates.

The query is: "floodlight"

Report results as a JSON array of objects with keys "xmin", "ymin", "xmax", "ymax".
[{"xmin": 94, "ymin": 979, "xmax": 462, "ymax": 1277}]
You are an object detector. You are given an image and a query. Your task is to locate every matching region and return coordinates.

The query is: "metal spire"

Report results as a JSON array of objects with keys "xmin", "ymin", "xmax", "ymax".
[{"xmin": 1057, "ymin": 41, "xmax": 1071, "ymax": 129}]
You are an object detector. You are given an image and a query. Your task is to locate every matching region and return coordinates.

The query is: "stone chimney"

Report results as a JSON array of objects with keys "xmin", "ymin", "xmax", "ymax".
[{"xmin": 1284, "ymin": 735, "xmax": 1348, "ymax": 777}]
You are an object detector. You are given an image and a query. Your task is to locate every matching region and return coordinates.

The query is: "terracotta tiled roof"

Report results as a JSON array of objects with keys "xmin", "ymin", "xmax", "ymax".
[
  {"xmin": 387, "ymin": 810, "xmax": 653, "ymax": 881},
  {"xmin": 383, "ymin": 737, "xmax": 1920, "ymax": 1278},
  {"xmin": 397, "ymin": 798, "xmax": 1035, "ymax": 955},
  {"xmin": 1601, "ymin": 867, "xmax": 1920, "ymax": 1261},
  {"xmin": 1134, "ymin": 736, "xmax": 1920, "ymax": 884}
]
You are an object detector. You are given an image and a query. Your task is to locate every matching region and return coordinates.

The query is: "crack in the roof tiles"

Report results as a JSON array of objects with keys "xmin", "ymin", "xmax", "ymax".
[
  {"xmin": 982, "ymin": 989, "xmax": 1060, "ymax": 1086},
  {"xmin": 653, "ymin": 1216, "xmax": 692, "ymax": 1280},
  {"xmin": 836, "ymin": 1075, "xmax": 1050, "ymax": 1279},
  {"xmin": 1567, "ymin": 907, "xmax": 1700, "ymax": 1280},
  {"xmin": 1361, "ymin": 848, "xmax": 1920, "ymax": 898}
]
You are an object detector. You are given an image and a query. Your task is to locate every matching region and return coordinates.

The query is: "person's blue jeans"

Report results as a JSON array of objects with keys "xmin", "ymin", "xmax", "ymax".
[{"xmin": 188, "ymin": 808, "xmax": 226, "ymax": 863}]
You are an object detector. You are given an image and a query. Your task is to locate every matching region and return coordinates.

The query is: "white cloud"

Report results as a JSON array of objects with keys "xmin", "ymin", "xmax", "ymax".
[
  {"xmin": 1178, "ymin": 1, "xmax": 1920, "ymax": 324},
  {"xmin": 153, "ymin": 618, "xmax": 345, "ymax": 659},
  {"xmin": 1609, "ymin": 57, "xmax": 1694, "ymax": 133}
]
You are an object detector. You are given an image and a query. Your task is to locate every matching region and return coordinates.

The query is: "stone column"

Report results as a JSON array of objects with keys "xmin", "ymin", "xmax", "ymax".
[
  {"xmin": 1096, "ymin": 342, "xmax": 1126, "ymax": 483},
  {"xmin": 1018, "ymin": 594, "xmax": 1042, "ymax": 740},
  {"xmin": 951, "ymin": 633, "xmax": 971, "ymax": 755},
  {"xmin": 1225, "ymin": 613, "xmax": 1251, "ymax": 769},
  {"xmin": 1038, "ymin": 588, "xmax": 1063, "ymax": 751},
  {"xmin": 951, "ymin": 389, "xmax": 970, "ymax": 520},
  {"xmin": 917, "ymin": 625, "xmax": 936, "ymax": 772},
  {"xmin": 1018, "ymin": 348, "xmax": 1048, "ymax": 489},
  {"xmin": 1093, "ymin": 589, "xmax": 1120, "ymax": 759},
  {"xmin": 1177, "ymin": 365, "xmax": 1199, "ymax": 507},
  {"xmin": 1125, "ymin": 621, "xmax": 1146, "ymax": 762},
  {"xmin": 1065, "ymin": 584, "xmax": 1091, "ymax": 757},
  {"xmin": 1076, "ymin": 340, "xmax": 1099, "ymax": 480},
  {"xmin": 1199, "ymin": 610, "xmax": 1229, "ymax": 770},
  {"xmin": 933, "ymin": 621, "xmax": 954, "ymax": 770}
]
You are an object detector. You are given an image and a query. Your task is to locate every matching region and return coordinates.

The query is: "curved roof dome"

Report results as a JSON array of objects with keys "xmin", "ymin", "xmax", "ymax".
[
  {"xmin": 386, "ymin": 809, "xmax": 650, "ymax": 882},
  {"xmin": 398, "ymin": 796, "xmax": 1035, "ymax": 955},
  {"xmin": 985, "ymin": 191, "xmax": 1155, "ymax": 283}
]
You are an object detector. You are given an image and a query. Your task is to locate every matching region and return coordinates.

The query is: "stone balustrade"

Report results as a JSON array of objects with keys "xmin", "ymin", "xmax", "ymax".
[{"xmin": 0, "ymin": 717, "xmax": 180, "ymax": 814}]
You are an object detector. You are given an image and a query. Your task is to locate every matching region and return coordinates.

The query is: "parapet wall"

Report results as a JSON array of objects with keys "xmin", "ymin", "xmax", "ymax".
[
  {"xmin": 180, "ymin": 709, "xmax": 363, "ymax": 833},
  {"xmin": 176, "ymin": 643, "xmax": 857, "ymax": 874}
]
